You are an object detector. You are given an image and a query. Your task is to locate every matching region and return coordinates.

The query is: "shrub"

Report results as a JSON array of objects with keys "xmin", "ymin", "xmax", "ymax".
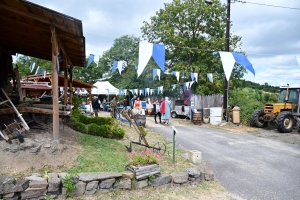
[
  {"xmin": 87, "ymin": 124, "xmax": 111, "ymax": 138},
  {"xmin": 69, "ymin": 118, "xmax": 88, "ymax": 134},
  {"xmin": 91, "ymin": 117, "xmax": 118, "ymax": 126},
  {"xmin": 112, "ymin": 127, "xmax": 125, "ymax": 139}
]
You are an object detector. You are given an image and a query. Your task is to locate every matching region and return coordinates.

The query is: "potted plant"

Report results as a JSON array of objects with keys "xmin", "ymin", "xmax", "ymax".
[
  {"xmin": 126, "ymin": 149, "xmax": 161, "ymax": 180},
  {"xmin": 203, "ymin": 116, "xmax": 210, "ymax": 124}
]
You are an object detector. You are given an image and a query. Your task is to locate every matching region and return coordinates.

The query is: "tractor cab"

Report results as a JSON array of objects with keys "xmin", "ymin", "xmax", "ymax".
[{"xmin": 278, "ymin": 86, "xmax": 300, "ymax": 114}]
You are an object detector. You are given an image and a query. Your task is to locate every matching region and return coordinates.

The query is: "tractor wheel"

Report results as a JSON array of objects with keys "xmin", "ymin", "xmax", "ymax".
[
  {"xmin": 171, "ymin": 112, "xmax": 177, "ymax": 118},
  {"xmin": 276, "ymin": 111, "xmax": 295, "ymax": 133},
  {"xmin": 251, "ymin": 109, "xmax": 268, "ymax": 128}
]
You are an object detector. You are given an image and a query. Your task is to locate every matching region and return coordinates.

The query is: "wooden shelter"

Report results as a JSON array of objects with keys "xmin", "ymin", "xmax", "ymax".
[{"xmin": 0, "ymin": 0, "xmax": 86, "ymax": 143}]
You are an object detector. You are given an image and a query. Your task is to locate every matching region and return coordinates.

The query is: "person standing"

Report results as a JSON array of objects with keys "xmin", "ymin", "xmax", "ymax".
[
  {"xmin": 122, "ymin": 98, "xmax": 128, "ymax": 109},
  {"xmin": 131, "ymin": 95, "xmax": 136, "ymax": 109},
  {"xmin": 110, "ymin": 96, "xmax": 117, "ymax": 118},
  {"xmin": 161, "ymin": 97, "xmax": 172, "ymax": 125},
  {"xmin": 102, "ymin": 98, "xmax": 107, "ymax": 112},
  {"xmin": 153, "ymin": 99, "xmax": 162, "ymax": 124},
  {"xmin": 133, "ymin": 97, "xmax": 141, "ymax": 110},
  {"xmin": 92, "ymin": 96, "xmax": 100, "ymax": 117}
]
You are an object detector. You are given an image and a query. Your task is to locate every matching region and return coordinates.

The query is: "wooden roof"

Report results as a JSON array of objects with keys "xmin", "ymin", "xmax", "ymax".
[
  {"xmin": 0, "ymin": 0, "xmax": 86, "ymax": 68},
  {"xmin": 24, "ymin": 74, "xmax": 94, "ymax": 89}
]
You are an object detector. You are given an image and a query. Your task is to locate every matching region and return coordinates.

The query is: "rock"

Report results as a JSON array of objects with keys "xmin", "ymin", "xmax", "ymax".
[
  {"xmin": 21, "ymin": 187, "xmax": 47, "ymax": 199},
  {"xmin": 29, "ymin": 180, "xmax": 48, "ymax": 189},
  {"xmin": 181, "ymin": 181, "xmax": 191, "ymax": 186},
  {"xmin": 84, "ymin": 181, "xmax": 98, "ymax": 195},
  {"xmin": 188, "ymin": 177, "xmax": 196, "ymax": 182},
  {"xmin": 197, "ymin": 163, "xmax": 215, "ymax": 181},
  {"xmin": 3, "ymin": 192, "xmax": 19, "ymax": 200},
  {"xmin": 99, "ymin": 178, "xmax": 115, "ymax": 189},
  {"xmin": 58, "ymin": 172, "xmax": 67, "ymax": 179},
  {"xmin": 25, "ymin": 176, "xmax": 46, "ymax": 182},
  {"xmin": 119, "ymin": 178, "xmax": 131, "ymax": 190},
  {"xmin": 185, "ymin": 168, "xmax": 200, "ymax": 178},
  {"xmin": 47, "ymin": 178, "xmax": 61, "ymax": 196},
  {"xmin": 0, "ymin": 175, "xmax": 29, "ymax": 194},
  {"xmin": 148, "ymin": 173, "xmax": 172, "ymax": 187},
  {"xmin": 78, "ymin": 172, "xmax": 122, "ymax": 182},
  {"xmin": 71, "ymin": 174, "xmax": 79, "ymax": 184},
  {"xmin": 155, "ymin": 183, "xmax": 171, "ymax": 189},
  {"xmin": 30, "ymin": 144, "xmax": 42, "ymax": 153},
  {"xmin": 135, "ymin": 180, "xmax": 148, "ymax": 189},
  {"xmin": 31, "ymin": 173, "xmax": 42, "ymax": 177},
  {"xmin": 99, "ymin": 188, "xmax": 113, "ymax": 193},
  {"xmin": 48, "ymin": 173, "xmax": 58, "ymax": 179},
  {"xmin": 18, "ymin": 139, "xmax": 35, "ymax": 150},
  {"xmin": 43, "ymin": 143, "xmax": 51, "ymax": 148},
  {"xmin": 122, "ymin": 171, "xmax": 135, "ymax": 179},
  {"xmin": 70, "ymin": 181, "xmax": 86, "ymax": 197},
  {"xmin": 171, "ymin": 172, "xmax": 189, "ymax": 184},
  {"xmin": 172, "ymin": 183, "xmax": 180, "ymax": 187},
  {"xmin": 4, "ymin": 146, "xmax": 18, "ymax": 153}
]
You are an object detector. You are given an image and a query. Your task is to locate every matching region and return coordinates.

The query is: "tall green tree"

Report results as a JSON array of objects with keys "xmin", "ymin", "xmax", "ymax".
[
  {"xmin": 141, "ymin": 0, "xmax": 245, "ymax": 95},
  {"xmin": 73, "ymin": 58, "xmax": 102, "ymax": 84}
]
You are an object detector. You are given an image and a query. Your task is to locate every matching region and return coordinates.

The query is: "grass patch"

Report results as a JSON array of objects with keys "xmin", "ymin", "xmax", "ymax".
[{"xmin": 68, "ymin": 134, "xmax": 128, "ymax": 174}]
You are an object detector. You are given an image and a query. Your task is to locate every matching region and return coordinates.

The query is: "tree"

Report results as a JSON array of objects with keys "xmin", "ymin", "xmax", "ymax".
[
  {"xmin": 73, "ymin": 58, "xmax": 102, "ymax": 84},
  {"xmin": 15, "ymin": 56, "xmax": 52, "ymax": 78},
  {"xmin": 141, "ymin": 0, "xmax": 245, "ymax": 95}
]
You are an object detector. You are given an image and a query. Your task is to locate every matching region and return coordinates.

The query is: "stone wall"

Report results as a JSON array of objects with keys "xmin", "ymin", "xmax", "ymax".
[{"xmin": 0, "ymin": 164, "xmax": 214, "ymax": 200}]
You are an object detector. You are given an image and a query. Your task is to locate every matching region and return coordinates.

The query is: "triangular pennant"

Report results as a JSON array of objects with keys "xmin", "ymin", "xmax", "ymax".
[
  {"xmin": 207, "ymin": 73, "xmax": 213, "ymax": 83},
  {"xmin": 219, "ymin": 51, "xmax": 235, "ymax": 81},
  {"xmin": 153, "ymin": 69, "xmax": 157, "ymax": 80},
  {"xmin": 194, "ymin": 73, "xmax": 198, "ymax": 82},
  {"xmin": 35, "ymin": 66, "xmax": 40, "ymax": 75},
  {"xmin": 231, "ymin": 52, "xmax": 255, "ymax": 76},
  {"xmin": 117, "ymin": 61, "xmax": 123, "ymax": 74},
  {"xmin": 29, "ymin": 62, "xmax": 35, "ymax": 73},
  {"xmin": 87, "ymin": 54, "xmax": 94, "ymax": 67},
  {"xmin": 138, "ymin": 42, "xmax": 153, "ymax": 77},
  {"xmin": 152, "ymin": 44, "xmax": 165, "ymax": 72},
  {"xmin": 157, "ymin": 69, "xmax": 161, "ymax": 80},
  {"xmin": 190, "ymin": 73, "xmax": 195, "ymax": 81},
  {"xmin": 43, "ymin": 71, "xmax": 46, "ymax": 79},
  {"xmin": 160, "ymin": 86, "xmax": 163, "ymax": 94},
  {"xmin": 112, "ymin": 60, "xmax": 118, "ymax": 72}
]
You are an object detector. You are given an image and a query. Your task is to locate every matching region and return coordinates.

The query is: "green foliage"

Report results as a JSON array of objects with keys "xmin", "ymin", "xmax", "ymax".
[
  {"xmin": 69, "ymin": 111, "xmax": 125, "ymax": 139},
  {"xmin": 72, "ymin": 95, "xmax": 82, "ymax": 110},
  {"xmin": 141, "ymin": 0, "xmax": 245, "ymax": 95},
  {"xmin": 229, "ymin": 87, "xmax": 279, "ymax": 124},
  {"xmin": 15, "ymin": 56, "xmax": 53, "ymax": 78},
  {"xmin": 148, "ymin": 174, "xmax": 156, "ymax": 181},
  {"xmin": 44, "ymin": 195, "xmax": 54, "ymax": 200},
  {"xmin": 127, "ymin": 149, "xmax": 161, "ymax": 166},
  {"xmin": 61, "ymin": 174, "xmax": 76, "ymax": 198},
  {"xmin": 73, "ymin": 58, "xmax": 102, "ymax": 84}
]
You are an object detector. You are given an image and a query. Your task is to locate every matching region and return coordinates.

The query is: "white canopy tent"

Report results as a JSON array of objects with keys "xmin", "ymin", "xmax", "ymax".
[{"xmin": 91, "ymin": 81, "xmax": 119, "ymax": 95}]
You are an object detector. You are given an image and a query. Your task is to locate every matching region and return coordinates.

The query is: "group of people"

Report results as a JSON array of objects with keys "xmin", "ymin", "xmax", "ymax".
[
  {"xmin": 90, "ymin": 96, "xmax": 117, "ymax": 118},
  {"xmin": 130, "ymin": 96, "xmax": 172, "ymax": 125}
]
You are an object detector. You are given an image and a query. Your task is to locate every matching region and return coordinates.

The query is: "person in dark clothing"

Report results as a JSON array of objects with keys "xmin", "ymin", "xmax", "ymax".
[
  {"xmin": 92, "ymin": 96, "xmax": 100, "ymax": 117},
  {"xmin": 130, "ymin": 96, "xmax": 136, "ymax": 109},
  {"xmin": 153, "ymin": 99, "xmax": 162, "ymax": 124},
  {"xmin": 122, "ymin": 98, "xmax": 128, "ymax": 108}
]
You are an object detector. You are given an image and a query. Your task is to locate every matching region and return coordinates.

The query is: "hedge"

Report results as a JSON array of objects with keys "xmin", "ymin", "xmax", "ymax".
[{"xmin": 68, "ymin": 109, "xmax": 124, "ymax": 139}]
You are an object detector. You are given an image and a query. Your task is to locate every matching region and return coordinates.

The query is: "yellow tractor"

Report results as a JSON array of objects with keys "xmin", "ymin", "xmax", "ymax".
[{"xmin": 251, "ymin": 85, "xmax": 299, "ymax": 133}]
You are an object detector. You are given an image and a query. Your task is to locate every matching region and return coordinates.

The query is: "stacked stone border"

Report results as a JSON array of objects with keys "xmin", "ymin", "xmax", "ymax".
[{"xmin": 0, "ymin": 164, "xmax": 214, "ymax": 200}]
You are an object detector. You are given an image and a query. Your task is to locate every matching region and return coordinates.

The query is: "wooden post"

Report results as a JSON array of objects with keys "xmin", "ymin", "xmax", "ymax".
[
  {"xmin": 69, "ymin": 66, "xmax": 73, "ymax": 105},
  {"xmin": 64, "ymin": 68, "xmax": 68, "ymax": 105},
  {"xmin": 51, "ymin": 25, "xmax": 60, "ymax": 144}
]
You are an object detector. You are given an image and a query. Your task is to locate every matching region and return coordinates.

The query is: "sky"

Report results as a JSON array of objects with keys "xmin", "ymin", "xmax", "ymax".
[{"xmin": 29, "ymin": 0, "xmax": 300, "ymax": 87}]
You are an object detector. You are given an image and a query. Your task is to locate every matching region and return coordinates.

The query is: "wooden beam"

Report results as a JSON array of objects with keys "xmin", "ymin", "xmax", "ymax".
[
  {"xmin": 64, "ymin": 68, "xmax": 68, "ymax": 105},
  {"xmin": 51, "ymin": 25, "xmax": 60, "ymax": 143},
  {"xmin": 0, "ymin": 106, "xmax": 70, "ymax": 116},
  {"xmin": 69, "ymin": 66, "xmax": 73, "ymax": 105}
]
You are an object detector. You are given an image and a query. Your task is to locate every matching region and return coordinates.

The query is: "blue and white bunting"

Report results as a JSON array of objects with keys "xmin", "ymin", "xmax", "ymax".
[
  {"xmin": 219, "ymin": 51, "xmax": 255, "ymax": 81},
  {"xmin": 207, "ymin": 73, "xmax": 213, "ymax": 83},
  {"xmin": 43, "ymin": 71, "xmax": 47, "ymax": 79},
  {"xmin": 135, "ymin": 65, "xmax": 138, "ymax": 71},
  {"xmin": 153, "ymin": 69, "xmax": 157, "ymax": 80},
  {"xmin": 171, "ymin": 84, "xmax": 176, "ymax": 90},
  {"xmin": 112, "ymin": 61, "xmax": 118, "ymax": 72},
  {"xmin": 35, "ymin": 66, "xmax": 40, "ymax": 75},
  {"xmin": 137, "ymin": 42, "xmax": 165, "ymax": 77},
  {"xmin": 172, "ymin": 71, "xmax": 180, "ymax": 82},
  {"xmin": 87, "ymin": 54, "xmax": 94, "ymax": 67},
  {"xmin": 190, "ymin": 73, "xmax": 195, "ymax": 81},
  {"xmin": 29, "ymin": 62, "xmax": 35, "ymax": 73}
]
